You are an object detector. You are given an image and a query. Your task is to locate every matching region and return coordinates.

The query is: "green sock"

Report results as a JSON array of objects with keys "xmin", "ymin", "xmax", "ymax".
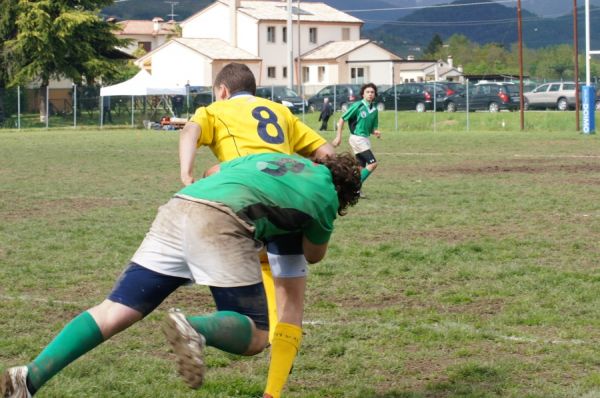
[
  {"xmin": 187, "ymin": 311, "xmax": 252, "ymax": 355},
  {"xmin": 360, "ymin": 168, "xmax": 371, "ymax": 182},
  {"xmin": 27, "ymin": 311, "xmax": 104, "ymax": 391}
]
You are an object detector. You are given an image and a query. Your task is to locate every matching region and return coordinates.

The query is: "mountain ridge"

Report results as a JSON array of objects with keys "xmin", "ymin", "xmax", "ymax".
[
  {"xmin": 364, "ymin": 0, "xmax": 600, "ymax": 56},
  {"xmin": 102, "ymin": 0, "xmax": 599, "ymax": 53}
]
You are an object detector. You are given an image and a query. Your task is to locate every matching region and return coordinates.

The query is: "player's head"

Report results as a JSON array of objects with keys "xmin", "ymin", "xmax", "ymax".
[
  {"xmin": 316, "ymin": 153, "xmax": 362, "ymax": 216},
  {"xmin": 360, "ymin": 82, "xmax": 378, "ymax": 98},
  {"xmin": 214, "ymin": 63, "xmax": 257, "ymax": 96}
]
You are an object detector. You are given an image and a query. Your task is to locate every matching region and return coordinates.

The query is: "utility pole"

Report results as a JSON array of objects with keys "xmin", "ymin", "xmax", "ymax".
[
  {"xmin": 574, "ymin": 0, "xmax": 580, "ymax": 131},
  {"xmin": 297, "ymin": 0, "xmax": 302, "ymax": 96},
  {"xmin": 287, "ymin": 0, "xmax": 293, "ymax": 89},
  {"xmin": 517, "ymin": 0, "xmax": 524, "ymax": 131}
]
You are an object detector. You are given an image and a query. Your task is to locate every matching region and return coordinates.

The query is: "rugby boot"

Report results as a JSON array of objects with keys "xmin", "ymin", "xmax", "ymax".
[
  {"xmin": 1, "ymin": 366, "xmax": 32, "ymax": 398},
  {"xmin": 163, "ymin": 308, "xmax": 206, "ymax": 389}
]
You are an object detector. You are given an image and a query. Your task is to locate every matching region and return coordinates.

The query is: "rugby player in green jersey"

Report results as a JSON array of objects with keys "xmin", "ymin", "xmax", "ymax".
[
  {"xmin": 1, "ymin": 153, "xmax": 361, "ymax": 398},
  {"xmin": 333, "ymin": 83, "xmax": 382, "ymax": 189}
]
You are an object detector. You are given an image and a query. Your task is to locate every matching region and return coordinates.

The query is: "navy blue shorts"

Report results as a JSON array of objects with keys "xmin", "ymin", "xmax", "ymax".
[
  {"xmin": 108, "ymin": 262, "xmax": 269, "ymax": 330},
  {"xmin": 266, "ymin": 232, "xmax": 303, "ymax": 255},
  {"xmin": 355, "ymin": 150, "xmax": 376, "ymax": 168}
]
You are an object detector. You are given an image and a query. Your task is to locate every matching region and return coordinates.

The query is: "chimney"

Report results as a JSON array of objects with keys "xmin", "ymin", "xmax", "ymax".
[
  {"xmin": 447, "ymin": 55, "xmax": 453, "ymax": 68},
  {"xmin": 407, "ymin": 55, "xmax": 415, "ymax": 61},
  {"xmin": 230, "ymin": 0, "xmax": 240, "ymax": 47},
  {"xmin": 152, "ymin": 17, "xmax": 164, "ymax": 34}
]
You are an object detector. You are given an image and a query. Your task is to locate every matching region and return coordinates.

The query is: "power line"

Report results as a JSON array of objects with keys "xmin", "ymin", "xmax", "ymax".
[
  {"xmin": 354, "ymin": 4, "xmax": 600, "ymax": 27},
  {"xmin": 342, "ymin": 0, "xmax": 518, "ymax": 13}
]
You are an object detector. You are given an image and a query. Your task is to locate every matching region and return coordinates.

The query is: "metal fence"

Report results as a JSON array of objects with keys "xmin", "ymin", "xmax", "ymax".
[
  {"xmin": 0, "ymin": 85, "xmax": 214, "ymax": 130},
  {"xmin": 0, "ymin": 81, "xmax": 588, "ymax": 131}
]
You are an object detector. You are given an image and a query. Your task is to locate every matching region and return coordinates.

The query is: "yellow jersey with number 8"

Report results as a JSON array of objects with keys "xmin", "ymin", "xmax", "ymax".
[{"xmin": 190, "ymin": 94, "xmax": 326, "ymax": 162}]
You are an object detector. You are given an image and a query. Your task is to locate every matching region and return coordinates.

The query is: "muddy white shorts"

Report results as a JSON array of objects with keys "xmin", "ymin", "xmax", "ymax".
[
  {"xmin": 348, "ymin": 134, "xmax": 372, "ymax": 154},
  {"xmin": 131, "ymin": 197, "xmax": 263, "ymax": 287}
]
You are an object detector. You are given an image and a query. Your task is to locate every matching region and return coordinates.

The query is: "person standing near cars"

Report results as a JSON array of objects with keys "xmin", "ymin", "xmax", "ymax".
[
  {"xmin": 332, "ymin": 83, "xmax": 381, "ymax": 189},
  {"xmin": 318, "ymin": 97, "xmax": 333, "ymax": 131}
]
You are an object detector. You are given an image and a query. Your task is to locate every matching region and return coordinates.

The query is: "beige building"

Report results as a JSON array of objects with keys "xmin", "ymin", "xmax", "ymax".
[
  {"xmin": 301, "ymin": 39, "xmax": 400, "ymax": 88},
  {"xmin": 113, "ymin": 17, "xmax": 178, "ymax": 55},
  {"xmin": 397, "ymin": 56, "xmax": 464, "ymax": 83},
  {"xmin": 137, "ymin": 0, "xmax": 401, "ymax": 90}
]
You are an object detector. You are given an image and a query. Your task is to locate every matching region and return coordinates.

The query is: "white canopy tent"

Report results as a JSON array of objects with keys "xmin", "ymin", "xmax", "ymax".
[
  {"xmin": 100, "ymin": 70, "xmax": 187, "ymax": 127},
  {"xmin": 100, "ymin": 69, "xmax": 187, "ymax": 96}
]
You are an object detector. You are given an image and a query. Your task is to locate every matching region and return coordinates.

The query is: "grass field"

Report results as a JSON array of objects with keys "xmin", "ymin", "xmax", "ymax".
[{"xmin": 1, "ymin": 112, "xmax": 599, "ymax": 398}]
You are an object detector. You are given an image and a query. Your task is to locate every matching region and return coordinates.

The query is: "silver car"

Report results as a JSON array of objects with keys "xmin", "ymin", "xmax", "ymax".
[{"xmin": 524, "ymin": 82, "xmax": 576, "ymax": 111}]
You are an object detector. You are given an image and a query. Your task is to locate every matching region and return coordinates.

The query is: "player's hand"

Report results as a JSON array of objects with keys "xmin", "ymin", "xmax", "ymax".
[
  {"xmin": 181, "ymin": 175, "xmax": 195, "ymax": 186},
  {"xmin": 373, "ymin": 130, "xmax": 381, "ymax": 139},
  {"xmin": 331, "ymin": 136, "xmax": 341, "ymax": 147}
]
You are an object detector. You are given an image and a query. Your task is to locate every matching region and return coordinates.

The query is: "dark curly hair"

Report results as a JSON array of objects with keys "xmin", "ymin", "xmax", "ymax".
[
  {"xmin": 360, "ymin": 82, "xmax": 378, "ymax": 97},
  {"xmin": 316, "ymin": 153, "xmax": 362, "ymax": 216}
]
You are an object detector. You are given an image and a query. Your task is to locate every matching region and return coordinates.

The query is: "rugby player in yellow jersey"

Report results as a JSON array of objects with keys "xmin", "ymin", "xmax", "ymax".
[{"xmin": 178, "ymin": 63, "xmax": 336, "ymax": 398}]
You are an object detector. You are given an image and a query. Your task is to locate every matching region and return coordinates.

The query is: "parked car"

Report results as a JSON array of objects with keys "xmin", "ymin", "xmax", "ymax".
[
  {"xmin": 443, "ymin": 81, "xmax": 467, "ymax": 95},
  {"xmin": 256, "ymin": 86, "xmax": 307, "ymax": 114},
  {"xmin": 424, "ymin": 82, "xmax": 459, "ymax": 97},
  {"xmin": 376, "ymin": 83, "xmax": 436, "ymax": 112},
  {"xmin": 423, "ymin": 82, "xmax": 460, "ymax": 110},
  {"xmin": 444, "ymin": 82, "xmax": 520, "ymax": 112},
  {"xmin": 524, "ymin": 82, "xmax": 576, "ymax": 111},
  {"xmin": 307, "ymin": 84, "xmax": 361, "ymax": 112},
  {"xmin": 189, "ymin": 86, "xmax": 214, "ymax": 108}
]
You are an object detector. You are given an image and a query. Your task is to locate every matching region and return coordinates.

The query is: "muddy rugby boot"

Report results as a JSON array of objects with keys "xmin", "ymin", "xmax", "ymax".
[
  {"xmin": 1, "ymin": 366, "xmax": 32, "ymax": 398},
  {"xmin": 163, "ymin": 308, "xmax": 206, "ymax": 389}
]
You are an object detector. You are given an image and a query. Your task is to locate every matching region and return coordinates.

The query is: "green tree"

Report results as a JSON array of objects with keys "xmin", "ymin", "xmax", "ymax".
[
  {"xmin": 533, "ymin": 45, "xmax": 575, "ymax": 80},
  {"xmin": 425, "ymin": 34, "xmax": 443, "ymax": 57},
  {"xmin": 0, "ymin": 0, "xmax": 19, "ymax": 122},
  {"xmin": 5, "ymin": 0, "xmax": 129, "ymax": 121}
]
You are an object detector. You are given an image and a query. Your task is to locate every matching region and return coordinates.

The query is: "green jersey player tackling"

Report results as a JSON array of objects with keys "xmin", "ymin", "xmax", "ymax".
[{"xmin": 1, "ymin": 153, "xmax": 361, "ymax": 398}]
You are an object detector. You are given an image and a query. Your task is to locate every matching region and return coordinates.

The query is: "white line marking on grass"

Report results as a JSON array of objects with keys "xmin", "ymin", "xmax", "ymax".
[
  {"xmin": 304, "ymin": 319, "xmax": 587, "ymax": 346},
  {"xmin": 376, "ymin": 152, "xmax": 600, "ymax": 159},
  {"xmin": 0, "ymin": 296, "xmax": 589, "ymax": 347},
  {"xmin": 378, "ymin": 152, "xmax": 445, "ymax": 156},
  {"xmin": 426, "ymin": 321, "xmax": 586, "ymax": 345},
  {"xmin": 513, "ymin": 154, "xmax": 600, "ymax": 159}
]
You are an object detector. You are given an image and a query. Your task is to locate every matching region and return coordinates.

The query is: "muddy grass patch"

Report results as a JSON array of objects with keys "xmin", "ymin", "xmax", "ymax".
[{"xmin": 1, "ymin": 196, "xmax": 129, "ymax": 222}]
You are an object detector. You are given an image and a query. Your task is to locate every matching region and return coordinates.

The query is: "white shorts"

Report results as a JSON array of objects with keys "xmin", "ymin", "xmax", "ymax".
[
  {"xmin": 131, "ymin": 197, "xmax": 263, "ymax": 287},
  {"xmin": 267, "ymin": 252, "xmax": 308, "ymax": 278},
  {"xmin": 348, "ymin": 134, "xmax": 372, "ymax": 154}
]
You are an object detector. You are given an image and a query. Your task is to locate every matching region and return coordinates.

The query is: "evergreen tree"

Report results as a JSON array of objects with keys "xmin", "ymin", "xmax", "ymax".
[
  {"xmin": 0, "ymin": 0, "xmax": 19, "ymax": 123},
  {"xmin": 4, "ymin": 0, "xmax": 129, "ymax": 121},
  {"xmin": 425, "ymin": 34, "xmax": 443, "ymax": 57}
]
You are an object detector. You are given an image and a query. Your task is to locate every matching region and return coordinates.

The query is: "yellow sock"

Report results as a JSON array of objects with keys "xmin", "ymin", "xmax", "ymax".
[
  {"xmin": 261, "ymin": 261, "xmax": 278, "ymax": 343},
  {"xmin": 264, "ymin": 323, "xmax": 302, "ymax": 398}
]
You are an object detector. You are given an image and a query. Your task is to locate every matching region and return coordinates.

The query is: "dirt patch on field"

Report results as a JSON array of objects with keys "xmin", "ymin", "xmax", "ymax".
[
  {"xmin": 329, "ymin": 289, "xmax": 431, "ymax": 312},
  {"xmin": 445, "ymin": 297, "xmax": 506, "ymax": 317},
  {"xmin": 1, "ymin": 197, "xmax": 128, "ymax": 222},
  {"xmin": 441, "ymin": 159, "xmax": 600, "ymax": 175}
]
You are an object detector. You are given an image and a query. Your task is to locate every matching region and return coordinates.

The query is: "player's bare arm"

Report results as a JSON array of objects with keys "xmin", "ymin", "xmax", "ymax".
[
  {"xmin": 302, "ymin": 237, "xmax": 328, "ymax": 264},
  {"xmin": 179, "ymin": 121, "xmax": 202, "ymax": 186},
  {"xmin": 310, "ymin": 142, "xmax": 336, "ymax": 160},
  {"xmin": 332, "ymin": 119, "xmax": 344, "ymax": 147}
]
